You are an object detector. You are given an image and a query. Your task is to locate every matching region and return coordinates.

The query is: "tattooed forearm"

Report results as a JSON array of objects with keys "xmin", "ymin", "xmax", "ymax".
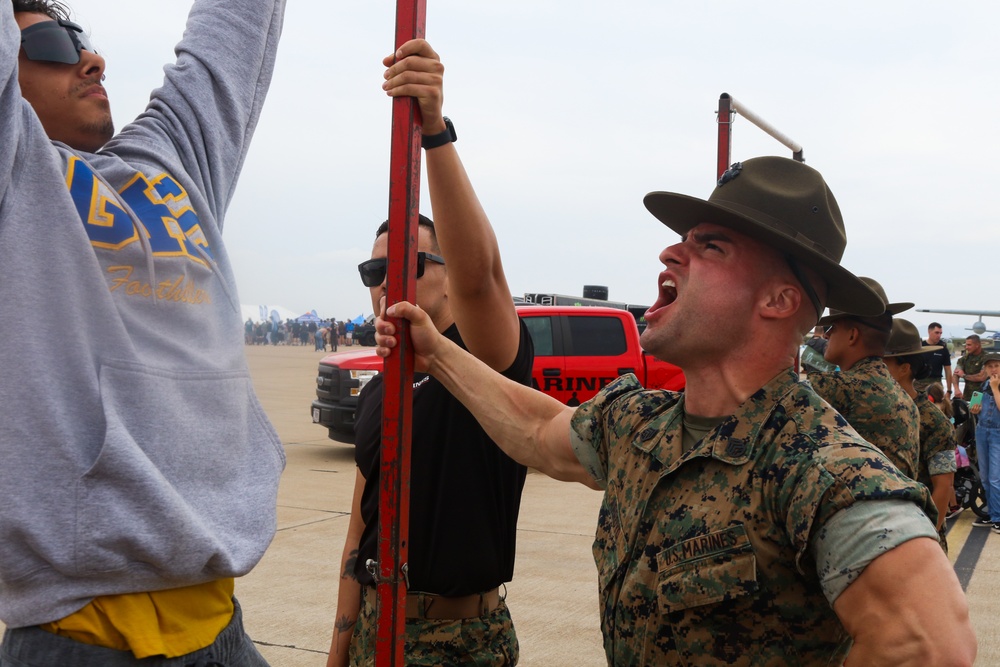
[{"xmin": 334, "ymin": 614, "xmax": 357, "ymax": 635}]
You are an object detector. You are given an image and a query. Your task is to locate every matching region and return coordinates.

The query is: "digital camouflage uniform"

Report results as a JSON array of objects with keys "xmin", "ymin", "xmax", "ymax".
[
  {"xmin": 350, "ymin": 586, "xmax": 518, "ymax": 667},
  {"xmin": 569, "ymin": 370, "xmax": 934, "ymax": 666},
  {"xmin": 957, "ymin": 350, "xmax": 988, "ymax": 400},
  {"xmin": 914, "ymin": 393, "xmax": 957, "ymax": 550},
  {"xmin": 808, "ymin": 357, "xmax": 921, "ymax": 480}
]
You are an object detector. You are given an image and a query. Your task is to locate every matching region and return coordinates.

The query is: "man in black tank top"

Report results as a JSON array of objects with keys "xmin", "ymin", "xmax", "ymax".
[{"xmin": 326, "ymin": 40, "xmax": 532, "ymax": 667}]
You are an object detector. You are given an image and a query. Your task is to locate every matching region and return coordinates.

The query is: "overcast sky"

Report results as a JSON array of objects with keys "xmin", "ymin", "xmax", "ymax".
[{"xmin": 62, "ymin": 1, "xmax": 1000, "ymax": 340}]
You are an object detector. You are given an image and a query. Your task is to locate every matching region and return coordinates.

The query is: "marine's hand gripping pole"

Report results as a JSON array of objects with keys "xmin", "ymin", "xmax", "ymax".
[{"xmin": 375, "ymin": 1, "xmax": 426, "ymax": 665}]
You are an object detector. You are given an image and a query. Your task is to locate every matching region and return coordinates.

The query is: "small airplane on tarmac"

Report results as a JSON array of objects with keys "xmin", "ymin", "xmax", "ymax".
[{"xmin": 915, "ymin": 309, "xmax": 1000, "ymax": 335}]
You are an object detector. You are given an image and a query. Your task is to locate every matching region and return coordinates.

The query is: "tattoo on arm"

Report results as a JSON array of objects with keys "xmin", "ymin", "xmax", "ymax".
[{"xmin": 335, "ymin": 614, "xmax": 357, "ymax": 635}]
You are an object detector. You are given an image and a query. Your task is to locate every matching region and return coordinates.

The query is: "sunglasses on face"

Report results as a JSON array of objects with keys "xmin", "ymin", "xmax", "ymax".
[
  {"xmin": 20, "ymin": 19, "xmax": 95, "ymax": 65},
  {"xmin": 358, "ymin": 252, "xmax": 445, "ymax": 287}
]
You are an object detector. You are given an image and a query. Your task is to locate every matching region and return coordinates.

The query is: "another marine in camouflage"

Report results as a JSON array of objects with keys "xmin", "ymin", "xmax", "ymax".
[
  {"xmin": 570, "ymin": 370, "xmax": 934, "ymax": 666},
  {"xmin": 914, "ymin": 392, "xmax": 958, "ymax": 548},
  {"xmin": 349, "ymin": 586, "xmax": 518, "ymax": 666},
  {"xmin": 808, "ymin": 356, "xmax": 921, "ymax": 479},
  {"xmin": 957, "ymin": 350, "xmax": 988, "ymax": 400}
]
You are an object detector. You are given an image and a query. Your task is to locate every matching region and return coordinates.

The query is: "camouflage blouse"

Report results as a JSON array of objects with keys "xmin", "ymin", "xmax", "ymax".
[
  {"xmin": 570, "ymin": 369, "xmax": 933, "ymax": 666},
  {"xmin": 808, "ymin": 357, "xmax": 921, "ymax": 480}
]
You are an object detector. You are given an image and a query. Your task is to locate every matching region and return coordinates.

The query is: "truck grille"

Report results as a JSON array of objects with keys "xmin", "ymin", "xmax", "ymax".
[{"xmin": 315, "ymin": 364, "xmax": 339, "ymax": 401}]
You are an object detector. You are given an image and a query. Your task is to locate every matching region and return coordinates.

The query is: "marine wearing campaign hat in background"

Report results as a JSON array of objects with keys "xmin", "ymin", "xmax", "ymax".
[
  {"xmin": 808, "ymin": 277, "xmax": 921, "ymax": 479},
  {"xmin": 883, "ymin": 319, "xmax": 958, "ymax": 548},
  {"xmin": 373, "ymin": 156, "xmax": 976, "ymax": 664}
]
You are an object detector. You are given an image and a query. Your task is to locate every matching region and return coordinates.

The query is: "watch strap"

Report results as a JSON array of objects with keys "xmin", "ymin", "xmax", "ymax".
[{"xmin": 422, "ymin": 117, "xmax": 456, "ymax": 150}]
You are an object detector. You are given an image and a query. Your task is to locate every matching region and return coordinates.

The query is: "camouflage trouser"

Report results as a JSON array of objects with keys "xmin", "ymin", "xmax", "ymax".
[{"xmin": 350, "ymin": 586, "xmax": 518, "ymax": 666}]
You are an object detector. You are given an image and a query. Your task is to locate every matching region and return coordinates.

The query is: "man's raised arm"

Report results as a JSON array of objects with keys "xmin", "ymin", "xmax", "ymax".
[
  {"xmin": 382, "ymin": 39, "xmax": 519, "ymax": 372},
  {"xmin": 378, "ymin": 300, "xmax": 600, "ymax": 488}
]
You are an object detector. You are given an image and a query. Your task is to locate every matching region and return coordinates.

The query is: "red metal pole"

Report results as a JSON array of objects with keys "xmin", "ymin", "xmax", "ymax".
[
  {"xmin": 717, "ymin": 93, "xmax": 733, "ymax": 180},
  {"xmin": 376, "ymin": 1, "xmax": 426, "ymax": 665}
]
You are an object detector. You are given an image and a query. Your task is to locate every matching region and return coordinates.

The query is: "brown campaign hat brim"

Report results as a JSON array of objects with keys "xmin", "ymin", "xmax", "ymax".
[
  {"xmin": 644, "ymin": 191, "xmax": 885, "ymax": 316},
  {"xmin": 817, "ymin": 305, "xmax": 912, "ymax": 327},
  {"xmin": 884, "ymin": 318, "xmax": 942, "ymax": 357},
  {"xmin": 884, "ymin": 344, "xmax": 942, "ymax": 358}
]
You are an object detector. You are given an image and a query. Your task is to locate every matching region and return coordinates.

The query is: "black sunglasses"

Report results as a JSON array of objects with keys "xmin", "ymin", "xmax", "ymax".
[
  {"xmin": 20, "ymin": 19, "xmax": 96, "ymax": 65},
  {"xmin": 358, "ymin": 252, "xmax": 445, "ymax": 287}
]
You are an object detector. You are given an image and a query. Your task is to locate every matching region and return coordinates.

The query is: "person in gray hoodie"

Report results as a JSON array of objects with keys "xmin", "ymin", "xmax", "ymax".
[{"xmin": 1, "ymin": 0, "xmax": 286, "ymax": 664}]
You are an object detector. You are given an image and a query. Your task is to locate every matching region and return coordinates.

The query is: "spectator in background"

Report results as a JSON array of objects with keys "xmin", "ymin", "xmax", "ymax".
[
  {"xmin": 927, "ymin": 382, "xmax": 955, "ymax": 420},
  {"xmin": 971, "ymin": 353, "xmax": 1000, "ymax": 532},
  {"xmin": 954, "ymin": 335, "xmax": 988, "ymax": 400},
  {"xmin": 915, "ymin": 322, "xmax": 953, "ymax": 397}
]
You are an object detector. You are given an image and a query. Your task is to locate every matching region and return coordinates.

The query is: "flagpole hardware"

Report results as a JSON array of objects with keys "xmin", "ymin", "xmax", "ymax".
[{"xmin": 366, "ymin": 559, "xmax": 411, "ymax": 591}]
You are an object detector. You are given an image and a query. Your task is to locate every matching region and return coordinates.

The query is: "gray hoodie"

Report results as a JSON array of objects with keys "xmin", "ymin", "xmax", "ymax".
[{"xmin": 0, "ymin": 0, "xmax": 286, "ymax": 627}]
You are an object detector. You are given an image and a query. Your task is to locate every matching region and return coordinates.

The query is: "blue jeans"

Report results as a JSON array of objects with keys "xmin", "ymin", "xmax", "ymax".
[
  {"xmin": 0, "ymin": 598, "xmax": 268, "ymax": 667},
  {"xmin": 976, "ymin": 422, "xmax": 1000, "ymax": 522}
]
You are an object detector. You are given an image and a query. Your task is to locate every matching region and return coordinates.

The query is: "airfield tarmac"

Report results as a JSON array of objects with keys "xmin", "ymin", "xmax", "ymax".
[{"xmin": 3, "ymin": 344, "xmax": 998, "ymax": 665}]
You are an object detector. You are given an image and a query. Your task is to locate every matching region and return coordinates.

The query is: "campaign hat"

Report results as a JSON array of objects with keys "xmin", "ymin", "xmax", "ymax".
[
  {"xmin": 643, "ymin": 156, "xmax": 883, "ymax": 316},
  {"xmin": 817, "ymin": 276, "xmax": 914, "ymax": 326},
  {"xmin": 883, "ymin": 318, "xmax": 942, "ymax": 358}
]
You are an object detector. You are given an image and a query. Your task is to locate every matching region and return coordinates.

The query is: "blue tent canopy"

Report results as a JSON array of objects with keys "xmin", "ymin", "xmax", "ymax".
[{"xmin": 295, "ymin": 310, "xmax": 322, "ymax": 323}]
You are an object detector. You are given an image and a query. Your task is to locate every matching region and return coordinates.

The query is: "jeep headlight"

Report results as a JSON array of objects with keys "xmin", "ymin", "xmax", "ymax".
[{"xmin": 350, "ymin": 369, "xmax": 379, "ymax": 396}]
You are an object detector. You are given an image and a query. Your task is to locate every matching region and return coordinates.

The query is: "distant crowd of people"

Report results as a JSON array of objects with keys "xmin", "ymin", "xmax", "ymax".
[{"xmin": 244, "ymin": 317, "xmax": 369, "ymax": 350}]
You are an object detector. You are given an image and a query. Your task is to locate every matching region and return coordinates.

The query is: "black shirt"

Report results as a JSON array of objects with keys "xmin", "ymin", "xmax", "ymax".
[
  {"xmin": 915, "ymin": 339, "xmax": 952, "ymax": 381},
  {"xmin": 354, "ymin": 321, "xmax": 534, "ymax": 595}
]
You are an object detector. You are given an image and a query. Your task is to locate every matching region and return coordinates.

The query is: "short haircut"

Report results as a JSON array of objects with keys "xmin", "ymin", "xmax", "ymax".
[
  {"xmin": 846, "ymin": 316, "xmax": 892, "ymax": 354},
  {"xmin": 967, "ymin": 335, "xmax": 981, "ymax": 343},
  {"xmin": 11, "ymin": 0, "xmax": 71, "ymax": 20},
  {"xmin": 928, "ymin": 322, "xmax": 942, "ymax": 330},
  {"xmin": 374, "ymin": 215, "xmax": 439, "ymax": 256},
  {"xmin": 896, "ymin": 354, "xmax": 928, "ymax": 379},
  {"xmin": 374, "ymin": 213, "xmax": 435, "ymax": 240}
]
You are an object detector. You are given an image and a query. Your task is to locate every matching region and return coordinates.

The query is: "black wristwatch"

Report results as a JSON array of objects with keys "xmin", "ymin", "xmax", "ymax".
[{"xmin": 421, "ymin": 117, "xmax": 456, "ymax": 150}]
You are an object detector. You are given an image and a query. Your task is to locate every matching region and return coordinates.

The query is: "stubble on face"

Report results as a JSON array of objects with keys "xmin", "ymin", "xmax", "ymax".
[{"xmin": 15, "ymin": 13, "xmax": 114, "ymax": 152}]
